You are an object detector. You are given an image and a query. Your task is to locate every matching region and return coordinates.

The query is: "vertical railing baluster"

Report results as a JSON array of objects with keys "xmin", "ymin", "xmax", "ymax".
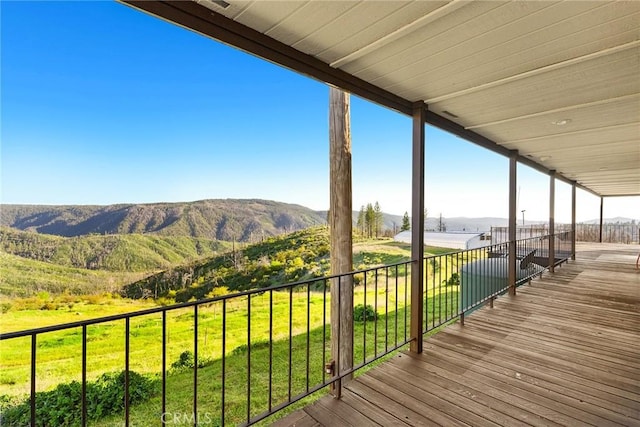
[
  {"xmin": 31, "ymin": 334, "xmax": 36, "ymax": 427},
  {"xmin": 246, "ymin": 296, "xmax": 250, "ymax": 424},
  {"xmin": 269, "ymin": 290, "xmax": 273, "ymax": 411},
  {"xmin": 385, "ymin": 266, "xmax": 389, "ymax": 352},
  {"xmin": 162, "ymin": 311, "xmax": 166, "ymax": 424},
  {"xmin": 306, "ymin": 284, "xmax": 310, "ymax": 393},
  {"xmin": 288, "ymin": 286, "xmax": 293, "ymax": 400},
  {"xmin": 322, "ymin": 280, "xmax": 327, "ymax": 384},
  {"xmin": 82, "ymin": 325, "xmax": 87, "ymax": 427},
  {"xmin": 395, "ymin": 265, "xmax": 398, "ymax": 345},
  {"xmin": 424, "ymin": 257, "xmax": 428, "ymax": 333},
  {"xmin": 363, "ymin": 271, "xmax": 367, "ymax": 363},
  {"xmin": 221, "ymin": 300, "xmax": 226, "ymax": 427},
  {"xmin": 194, "ymin": 305, "xmax": 198, "ymax": 427},
  {"xmin": 432, "ymin": 257, "xmax": 435, "ymax": 329},
  {"xmin": 125, "ymin": 318, "xmax": 130, "ymax": 427},
  {"xmin": 374, "ymin": 270, "xmax": 378, "ymax": 355},
  {"xmin": 404, "ymin": 262, "xmax": 408, "ymax": 342},
  {"xmin": 438, "ymin": 255, "xmax": 442, "ymax": 326}
]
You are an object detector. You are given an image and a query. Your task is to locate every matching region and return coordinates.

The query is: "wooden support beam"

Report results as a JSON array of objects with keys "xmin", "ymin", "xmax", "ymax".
[
  {"xmin": 549, "ymin": 171, "xmax": 556, "ymax": 273},
  {"xmin": 571, "ymin": 185, "xmax": 576, "ymax": 260},
  {"xmin": 410, "ymin": 102, "xmax": 426, "ymax": 353},
  {"xmin": 508, "ymin": 152, "xmax": 517, "ymax": 295},
  {"xmin": 329, "ymin": 87, "xmax": 353, "ymax": 397}
]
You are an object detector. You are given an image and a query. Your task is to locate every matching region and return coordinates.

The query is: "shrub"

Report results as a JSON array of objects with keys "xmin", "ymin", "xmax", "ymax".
[
  {"xmin": 354, "ymin": 304, "xmax": 376, "ymax": 322},
  {"xmin": 170, "ymin": 351, "xmax": 211, "ymax": 370},
  {"xmin": 0, "ymin": 370, "xmax": 158, "ymax": 426},
  {"xmin": 444, "ymin": 273, "xmax": 460, "ymax": 287}
]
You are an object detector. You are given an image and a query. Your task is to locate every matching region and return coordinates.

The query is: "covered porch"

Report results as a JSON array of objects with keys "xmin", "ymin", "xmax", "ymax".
[{"xmin": 276, "ymin": 242, "xmax": 640, "ymax": 426}]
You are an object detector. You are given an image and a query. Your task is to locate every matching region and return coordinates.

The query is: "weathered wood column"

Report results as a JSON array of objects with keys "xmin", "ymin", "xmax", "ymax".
[
  {"xmin": 410, "ymin": 102, "xmax": 426, "ymax": 353},
  {"xmin": 329, "ymin": 87, "xmax": 353, "ymax": 397},
  {"xmin": 508, "ymin": 152, "xmax": 518, "ymax": 295},
  {"xmin": 599, "ymin": 197, "xmax": 604, "ymax": 243},
  {"xmin": 549, "ymin": 171, "xmax": 556, "ymax": 273},
  {"xmin": 571, "ymin": 184, "xmax": 576, "ymax": 260}
]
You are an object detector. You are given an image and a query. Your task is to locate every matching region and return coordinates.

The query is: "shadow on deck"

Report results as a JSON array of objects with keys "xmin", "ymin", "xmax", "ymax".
[{"xmin": 275, "ymin": 243, "xmax": 640, "ymax": 426}]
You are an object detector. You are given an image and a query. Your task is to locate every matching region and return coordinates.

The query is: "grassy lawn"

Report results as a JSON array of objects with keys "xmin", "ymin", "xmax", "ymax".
[
  {"xmin": 90, "ymin": 291, "xmax": 458, "ymax": 427},
  {"xmin": 1, "ymin": 284, "xmax": 460, "ymax": 426}
]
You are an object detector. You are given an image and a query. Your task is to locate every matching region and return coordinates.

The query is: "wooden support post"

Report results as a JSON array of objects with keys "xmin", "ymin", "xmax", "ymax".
[
  {"xmin": 508, "ymin": 152, "xmax": 517, "ymax": 295},
  {"xmin": 329, "ymin": 87, "xmax": 353, "ymax": 397},
  {"xmin": 571, "ymin": 185, "xmax": 576, "ymax": 260},
  {"xmin": 599, "ymin": 197, "xmax": 604, "ymax": 243},
  {"xmin": 549, "ymin": 171, "xmax": 556, "ymax": 273},
  {"xmin": 410, "ymin": 102, "xmax": 426, "ymax": 353}
]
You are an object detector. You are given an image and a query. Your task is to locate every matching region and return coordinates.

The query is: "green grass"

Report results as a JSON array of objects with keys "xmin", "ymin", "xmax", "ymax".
[
  {"xmin": 97, "ymin": 292, "xmax": 458, "ymax": 427},
  {"xmin": 1, "ymin": 279, "xmax": 461, "ymax": 426}
]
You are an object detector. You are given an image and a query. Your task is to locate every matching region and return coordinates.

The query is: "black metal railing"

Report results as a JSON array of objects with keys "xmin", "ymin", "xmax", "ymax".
[
  {"xmin": 421, "ymin": 232, "xmax": 572, "ymax": 335},
  {"xmin": 492, "ymin": 224, "xmax": 638, "ymax": 244},
  {"xmin": 1, "ymin": 233, "xmax": 573, "ymax": 426},
  {"xmin": 0, "ymin": 260, "xmax": 412, "ymax": 426}
]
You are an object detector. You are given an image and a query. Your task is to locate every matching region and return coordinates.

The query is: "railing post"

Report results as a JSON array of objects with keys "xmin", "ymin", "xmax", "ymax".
[
  {"xmin": 549, "ymin": 170, "xmax": 556, "ymax": 272},
  {"xmin": 571, "ymin": 184, "xmax": 576, "ymax": 260},
  {"xmin": 329, "ymin": 87, "xmax": 353, "ymax": 397},
  {"xmin": 599, "ymin": 196, "xmax": 604, "ymax": 243},
  {"xmin": 410, "ymin": 101, "xmax": 426, "ymax": 354},
  {"xmin": 508, "ymin": 151, "xmax": 517, "ymax": 295}
]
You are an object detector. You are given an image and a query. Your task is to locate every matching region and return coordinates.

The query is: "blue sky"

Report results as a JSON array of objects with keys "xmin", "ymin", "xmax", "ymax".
[{"xmin": 2, "ymin": 1, "xmax": 637, "ymax": 223}]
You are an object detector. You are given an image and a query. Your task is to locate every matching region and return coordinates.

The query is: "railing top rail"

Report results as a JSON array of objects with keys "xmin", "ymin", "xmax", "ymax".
[
  {"xmin": 0, "ymin": 258, "xmax": 412, "ymax": 340},
  {"xmin": 421, "ymin": 232, "xmax": 568, "ymax": 259}
]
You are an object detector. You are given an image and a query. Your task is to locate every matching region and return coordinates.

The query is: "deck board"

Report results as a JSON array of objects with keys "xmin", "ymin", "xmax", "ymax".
[{"xmin": 275, "ymin": 243, "xmax": 640, "ymax": 426}]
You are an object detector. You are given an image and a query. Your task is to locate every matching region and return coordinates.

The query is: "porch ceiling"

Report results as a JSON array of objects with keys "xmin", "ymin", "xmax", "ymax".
[{"xmin": 124, "ymin": 0, "xmax": 640, "ymax": 197}]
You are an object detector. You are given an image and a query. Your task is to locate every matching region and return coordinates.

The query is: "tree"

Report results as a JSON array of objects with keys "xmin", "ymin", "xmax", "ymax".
[
  {"xmin": 365, "ymin": 203, "xmax": 375, "ymax": 238},
  {"xmin": 373, "ymin": 202, "xmax": 383, "ymax": 238},
  {"xmin": 438, "ymin": 213, "xmax": 447, "ymax": 232},
  {"xmin": 401, "ymin": 211, "xmax": 410, "ymax": 231},
  {"xmin": 356, "ymin": 205, "xmax": 365, "ymax": 236}
]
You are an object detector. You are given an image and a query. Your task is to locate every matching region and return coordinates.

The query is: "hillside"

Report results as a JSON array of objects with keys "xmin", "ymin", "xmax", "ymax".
[
  {"xmin": 1, "ymin": 199, "xmax": 326, "ymax": 241},
  {"xmin": 122, "ymin": 227, "xmax": 413, "ymax": 303},
  {"xmin": 121, "ymin": 227, "xmax": 331, "ymax": 302},
  {"xmin": 0, "ymin": 227, "xmax": 230, "ymax": 272},
  {"xmin": 0, "ymin": 251, "xmax": 144, "ymax": 297}
]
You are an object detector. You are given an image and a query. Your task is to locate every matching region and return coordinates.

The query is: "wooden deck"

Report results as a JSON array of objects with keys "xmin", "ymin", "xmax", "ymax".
[{"xmin": 274, "ymin": 243, "xmax": 640, "ymax": 426}]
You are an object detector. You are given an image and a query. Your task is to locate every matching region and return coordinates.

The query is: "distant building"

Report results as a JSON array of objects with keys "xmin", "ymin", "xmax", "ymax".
[{"xmin": 394, "ymin": 231, "xmax": 491, "ymax": 250}]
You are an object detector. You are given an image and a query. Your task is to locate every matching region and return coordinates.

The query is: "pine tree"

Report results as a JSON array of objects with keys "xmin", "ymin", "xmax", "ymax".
[
  {"xmin": 373, "ymin": 202, "xmax": 383, "ymax": 238},
  {"xmin": 357, "ymin": 205, "xmax": 366, "ymax": 236},
  {"xmin": 365, "ymin": 203, "xmax": 375, "ymax": 238},
  {"xmin": 401, "ymin": 211, "xmax": 410, "ymax": 231}
]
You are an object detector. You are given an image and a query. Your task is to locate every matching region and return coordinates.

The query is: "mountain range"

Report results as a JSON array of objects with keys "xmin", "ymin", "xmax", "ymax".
[
  {"xmin": 1, "ymin": 200, "xmax": 636, "ymax": 241},
  {"xmin": 1, "ymin": 199, "xmax": 325, "ymax": 241}
]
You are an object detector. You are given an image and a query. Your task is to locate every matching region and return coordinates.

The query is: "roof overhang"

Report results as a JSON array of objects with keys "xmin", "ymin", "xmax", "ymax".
[{"xmin": 121, "ymin": 0, "xmax": 640, "ymax": 198}]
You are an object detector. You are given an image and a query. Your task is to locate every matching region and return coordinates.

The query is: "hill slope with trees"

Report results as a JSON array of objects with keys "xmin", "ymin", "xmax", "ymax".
[
  {"xmin": 0, "ymin": 227, "xmax": 230, "ymax": 272},
  {"xmin": 1, "ymin": 199, "xmax": 326, "ymax": 241}
]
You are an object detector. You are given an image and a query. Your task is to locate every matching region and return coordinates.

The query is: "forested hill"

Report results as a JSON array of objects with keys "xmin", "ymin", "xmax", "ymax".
[
  {"xmin": 0, "ymin": 227, "xmax": 231, "ymax": 272},
  {"xmin": 0, "ymin": 199, "xmax": 326, "ymax": 241}
]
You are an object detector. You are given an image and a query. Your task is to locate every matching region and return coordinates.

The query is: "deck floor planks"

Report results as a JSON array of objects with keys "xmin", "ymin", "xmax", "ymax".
[
  {"xmin": 276, "ymin": 243, "xmax": 640, "ymax": 426},
  {"xmin": 424, "ymin": 336, "xmax": 635, "ymax": 426}
]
